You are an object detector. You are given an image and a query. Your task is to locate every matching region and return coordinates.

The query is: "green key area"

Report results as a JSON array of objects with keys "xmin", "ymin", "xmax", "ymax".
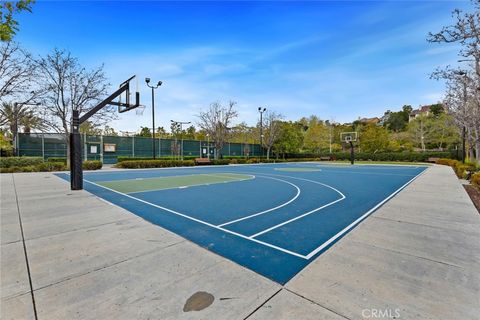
[{"xmin": 97, "ymin": 173, "xmax": 254, "ymax": 194}]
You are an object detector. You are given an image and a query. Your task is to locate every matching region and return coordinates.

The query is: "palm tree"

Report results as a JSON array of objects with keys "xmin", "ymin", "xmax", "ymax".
[{"xmin": 0, "ymin": 102, "xmax": 46, "ymax": 154}]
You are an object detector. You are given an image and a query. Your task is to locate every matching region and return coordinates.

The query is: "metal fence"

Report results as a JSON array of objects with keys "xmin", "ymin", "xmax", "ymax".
[{"xmin": 17, "ymin": 133, "xmax": 262, "ymax": 164}]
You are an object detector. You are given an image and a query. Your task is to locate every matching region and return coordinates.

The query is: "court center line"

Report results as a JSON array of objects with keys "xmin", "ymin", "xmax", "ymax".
[
  {"xmin": 82, "ymin": 178, "xmax": 309, "ymax": 259},
  {"xmin": 216, "ymin": 175, "xmax": 301, "ymax": 227}
]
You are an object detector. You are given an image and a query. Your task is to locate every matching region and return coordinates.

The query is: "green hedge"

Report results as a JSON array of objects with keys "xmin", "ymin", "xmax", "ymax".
[
  {"xmin": 329, "ymin": 151, "xmax": 455, "ymax": 162},
  {"xmin": 210, "ymin": 159, "xmax": 230, "ymax": 165},
  {"xmin": 283, "ymin": 151, "xmax": 457, "ymax": 160},
  {"xmin": 117, "ymin": 156, "xmax": 197, "ymax": 163},
  {"xmin": 436, "ymin": 158, "xmax": 478, "ymax": 179},
  {"xmin": 37, "ymin": 162, "xmax": 68, "ymax": 172},
  {"xmin": 0, "ymin": 157, "xmax": 44, "ymax": 168},
  {"xmin": 0, "ymin": 161, "xmax": 67, "ymax": 173},
  {"xmin": 115, "ymin": 159, "xmax": 195, "ymax": 169},
  {"xmin": 0, "ymin": 158, "xmax": 102, "ymax": 173},
  {"xmin": 47, "ymin": 157, "xmax": 67, "ymax": 164},
  {"xmin": 83, "ymin": 160, "xmax": 103, "ymax": 170}
]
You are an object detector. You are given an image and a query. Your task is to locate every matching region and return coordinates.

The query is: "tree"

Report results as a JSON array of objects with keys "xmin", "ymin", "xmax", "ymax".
[
  {"xmin": 274, "ymin": 121, "xmax": 304, "ymax": 158},
  {"xmin": 384, "ymin": 111, "xmax": 408, "ymax": 132},
  {"xmin": 136, "ymin": 126, "xmax": 151, "ymax": 137},
  {"xmin": 0, "ymin": 42, "xmax": 40, "ymax": 103},
  {"xmin": 383, "ymin": 105, "xmax": 411, "ymax": 132},
  {"xmin": 156, "ymin": 126, "xmax": 167, "ymax": 138},
  {"xmin": 103, "ymin": 125, "xmax": 118, "ymax": 136},
  {"xmin": 425, "ymin": 113, "xmax": 459, "ymax": 149},
  {"xmin": 402, "ymin": 105, "xmax": 413, "ymax": 114},
  {"xmin": 0, "ymin": 102, "xmax": 45, "ymax": 153},
  {"xmin": 359, "ymin": 124, "xmax": 389, "ymax": 153},
  {"xmin": 0, "ymin": 1, "xmax": 35, "ymax": 41},
  {"xmin": 261, "ymin": 111, "xmax": 283, "ymax": 159},
  {"xmin": 79, "ymin": 121, "xmax": 102, "ymax": 135},
  {"xmin": 35, "ymin": 49, "xmax": 111, "ymax": 160},
  {"xmin": 428, "ymin": 0, "xmax": 480, "ymax": 161},
  {"xmin": 304, "ymin": 119, "xmax": 330, "ymax": 153},
  {"xmin": 197, "ymin": 101, "xmax": 238, "ymax": 159},
  {"xmin": 429, "ymin": 103, "xmax": 444, "ymax": 117},
  {"xmin": 185, "ymin": 125, "xmax": 196, "ymax": 139}
]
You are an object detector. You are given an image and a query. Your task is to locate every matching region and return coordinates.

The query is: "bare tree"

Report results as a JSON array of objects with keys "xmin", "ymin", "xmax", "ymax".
[
  {"xmin": 442, "ymin": 70, "xmax": 480, "ymax": 161},
  {"xmin": 197, "ymin": 101, "xmax": 238, "ymax": 159},
  {"xmin": 0, "ymin": 42, "xmax": 40, "ymax": 102},
  {"xmin": 428, "ymin": 0, "xmax": 480, "ymax": 162},
  {"xmin": 35, "ymin": 49, "xmax": 112, "ymax": 159},
  {"xmin": 262, "ymin": 111, "xmax": 283, "ymax": 159}
]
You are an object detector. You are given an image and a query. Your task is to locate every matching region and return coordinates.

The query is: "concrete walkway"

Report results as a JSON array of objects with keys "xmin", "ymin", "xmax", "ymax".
[{"xmin": 1, "ymin": 165, "xmax": 479, "ymax": 319}]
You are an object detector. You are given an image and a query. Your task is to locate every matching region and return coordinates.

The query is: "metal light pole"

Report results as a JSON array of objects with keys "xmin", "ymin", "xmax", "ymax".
[
  {"xmin": 13, "ymin": 101, "xmax": 40, "ymax": 156},
  {"xmin": 456, "ymin": 70, "xmax": 468, "ymax": 163},
  {"xmin": 170, "ymin": 120, "xmax": 191, "ymax": 160},
  {"xmin": 145, "ymin": 78, "xmax": 162, "ymax": 159},
  {"xmin": 206, "ymin": 133, "xmax": 210, "ymax": 159},
  {"xmin": 258, "ymin": 107, "xmax": 266, "ymax": 158}
]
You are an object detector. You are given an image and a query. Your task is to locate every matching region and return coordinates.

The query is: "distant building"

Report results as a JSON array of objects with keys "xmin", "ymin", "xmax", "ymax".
[
  {"xmin": 409, "ymin": 105, "xmax": 431, "ymax": 122},
  {"xmin": 357, "ymin": 117, "xmax": 380, "ymax": 125},
  {"xmin": 378, "ymin": 110, "xmax": 392, "ymax": 126}
]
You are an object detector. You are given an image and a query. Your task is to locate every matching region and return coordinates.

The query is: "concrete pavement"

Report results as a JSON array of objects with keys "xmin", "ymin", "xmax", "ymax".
[{"xmin": 1, "ymin": 165, "xmax": 479, "ymax": 319}]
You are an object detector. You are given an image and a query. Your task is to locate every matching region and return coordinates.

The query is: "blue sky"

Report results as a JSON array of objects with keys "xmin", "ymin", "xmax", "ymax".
[{"xmin": 16, "ymin": 1, "xmax": 471, "ymax": 132}]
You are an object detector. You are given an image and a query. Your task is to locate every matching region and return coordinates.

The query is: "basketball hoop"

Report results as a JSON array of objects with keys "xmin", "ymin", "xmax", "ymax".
[{"xmin": 135, "ymin": 105, "xmax": 146, "ymax": 116}]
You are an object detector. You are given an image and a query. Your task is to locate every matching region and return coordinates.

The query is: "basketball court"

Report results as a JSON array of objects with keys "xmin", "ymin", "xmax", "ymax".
[{"xmin": 57, "ymin": 162, "xmax": 427, "ymax": 284}]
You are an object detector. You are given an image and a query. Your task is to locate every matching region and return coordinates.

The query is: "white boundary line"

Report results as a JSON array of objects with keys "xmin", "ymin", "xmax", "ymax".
[
  {"xmin": 83, "ymin": 178, "xmax": 307, "ymax": 259},
  {"xmin": 217, "ymin": 175, "xmax": 301, "ymax": 227},
  {"xmin": 303, "ymin": 167, "xmax": 428, "ymax": 259},
  {"xmin": 80, "ymin": 166, "xmax": 427, "ymax": 260}
]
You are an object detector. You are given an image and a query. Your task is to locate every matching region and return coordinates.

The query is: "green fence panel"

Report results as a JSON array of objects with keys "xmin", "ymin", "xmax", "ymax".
[
  {"xmin": 17, "ymin": 133, "xmax": 262, "ymax": 163},
  {"xmin": 183, "ymin": 139, "xmax": 200, "ymax": 157}
]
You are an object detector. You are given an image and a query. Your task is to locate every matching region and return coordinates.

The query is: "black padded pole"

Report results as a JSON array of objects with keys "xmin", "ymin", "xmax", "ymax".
[
  {"xmin": 350, "ymin": 141, "xmax": 355, "ymax": 165},
  {"xmin": 70, "ymin": 110, "xmax": 83, "ymax": 190}
]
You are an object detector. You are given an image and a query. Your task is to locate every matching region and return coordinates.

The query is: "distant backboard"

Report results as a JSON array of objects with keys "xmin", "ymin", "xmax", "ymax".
[{"xmin": 340, "ymin": 132, "xmax": 358, "ymax": 143}]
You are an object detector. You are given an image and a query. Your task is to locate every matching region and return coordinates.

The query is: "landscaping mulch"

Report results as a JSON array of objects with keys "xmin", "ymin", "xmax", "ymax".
[{"xmin": 464, "ymin": 185, "xmax": 480, "ymax": 214}]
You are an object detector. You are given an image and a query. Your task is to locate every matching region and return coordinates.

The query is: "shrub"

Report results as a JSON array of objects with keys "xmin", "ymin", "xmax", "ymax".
[
  {"xmin": 47, "ymin": 157, "xmax": 67, "ymax": 164},
  {"xmin": 37, "ymin": 162, "xmax": 68, "ymax": 172},
  {"xmin": 435, "ymin": 158, "xmax": 458, "ymax": 167},
  {"xmin": 436, "ymin": 158, "xmax": 477, "ymax": 179},
  {"xmin": 83, "ymin": 160, "xmax": 103, "ymax": 170},
  {"xmin": 115, "ymin": 159, "xmax": 195, "ymax": 169},
  {"xmin": 117, "ymin": 156, "xmax": 197, "ymax": 162},
  {"xmin": 0, "ymin": 162, "xmax": 68, "ymax": 173},
  {"xmin": 0, "ymin": 157, "xmax": 43, "ymax": 168},
  {"xmin": 211, "ymin": 159, "xmax": 230, "ymax": 165},
  {"xmin": 471, "ymin": 173, "xmax": 480, "ymax": 189},
  {"xmin": 284, "ymin": 151, "xmax": 457, "ymax": 162}
]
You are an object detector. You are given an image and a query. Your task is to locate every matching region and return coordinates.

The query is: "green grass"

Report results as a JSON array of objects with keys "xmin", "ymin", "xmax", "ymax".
[{"xmin": 97, "ymin": 173, "xmax": 253, "ymax": 193}]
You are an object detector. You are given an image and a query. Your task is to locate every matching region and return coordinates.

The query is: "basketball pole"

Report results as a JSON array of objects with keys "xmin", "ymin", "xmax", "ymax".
[
  {"xmin": 70, "ymin": 76, "xmax": 139, "ymax": 190},
  {"xmin": 349, "ymin": 141, "xmax": 354, "ymax": 165}
]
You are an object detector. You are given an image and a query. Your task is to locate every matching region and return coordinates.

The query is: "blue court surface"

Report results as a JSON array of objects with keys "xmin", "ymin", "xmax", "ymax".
[{"xmin": 57, "ymin": 163, "xmax": 427, "ymax": 284}]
